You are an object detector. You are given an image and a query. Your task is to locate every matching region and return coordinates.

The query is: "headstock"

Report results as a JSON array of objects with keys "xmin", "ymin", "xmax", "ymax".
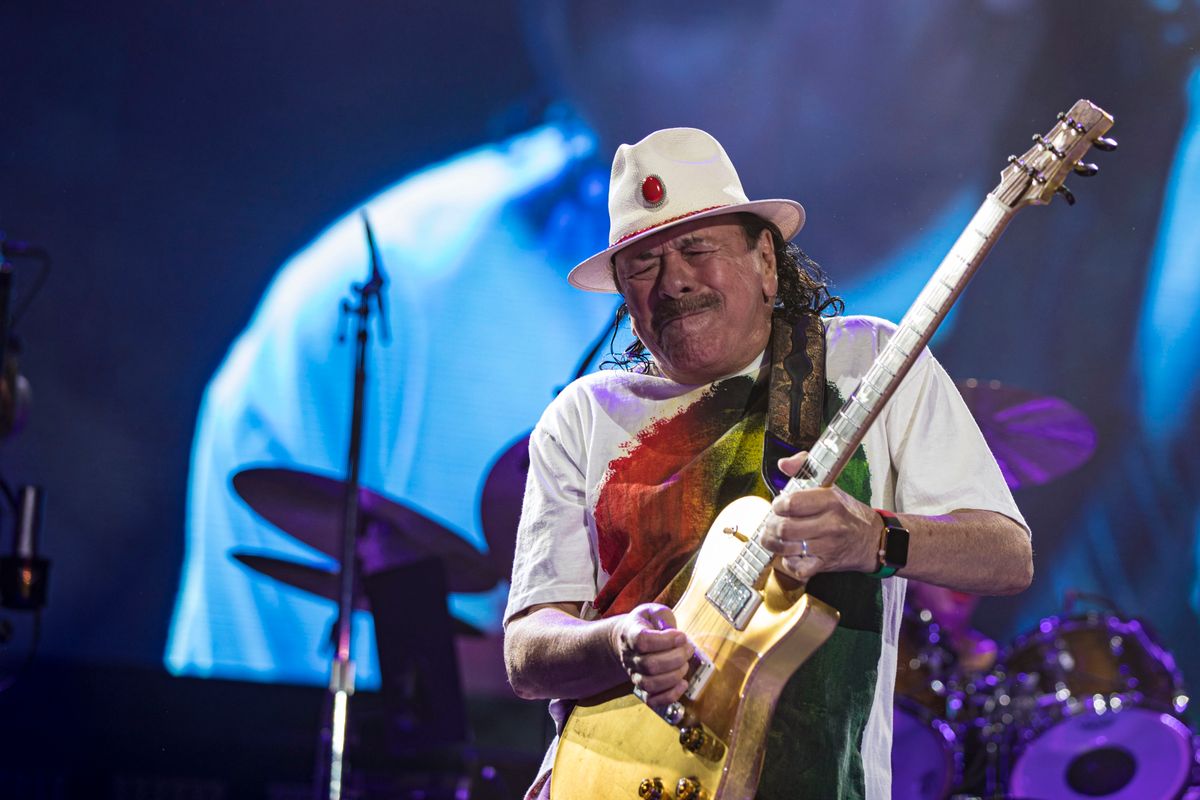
[{"xmin": 996, "ymin": 99, "xmax": 1116, "ymax": 210}]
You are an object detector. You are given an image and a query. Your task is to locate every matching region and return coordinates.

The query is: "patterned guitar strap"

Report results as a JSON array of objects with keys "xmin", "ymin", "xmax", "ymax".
[{"xmin": 762, "ymin": 310, "xmax": 826, "ymax": 494}]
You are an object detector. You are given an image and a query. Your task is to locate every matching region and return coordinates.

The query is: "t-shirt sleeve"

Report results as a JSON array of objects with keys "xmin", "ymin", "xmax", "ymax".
[
  {"xmin": 883, "ymin": 348, "xmax": 1029, "ymax": 535},
  {"xmin": 503, "ymin": 392, "xmax": 601, "ymax": 627}
]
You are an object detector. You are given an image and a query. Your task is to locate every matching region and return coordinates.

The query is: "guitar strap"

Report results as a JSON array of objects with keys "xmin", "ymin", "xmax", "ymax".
[{"xmin": 761, "ymin": 310, "xmax": 826, "ymax": 495}]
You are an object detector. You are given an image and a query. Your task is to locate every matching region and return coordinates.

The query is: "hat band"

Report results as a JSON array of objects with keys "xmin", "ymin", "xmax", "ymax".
[{"xmin": 612, "ymin": 204, "xmax": 731, "ymax": 246}]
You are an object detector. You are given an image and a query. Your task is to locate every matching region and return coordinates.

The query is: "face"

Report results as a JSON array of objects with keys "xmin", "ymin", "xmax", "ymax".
[{"xmin": 614, "ymin": 216, "xmax": 777, "ymax": 385}]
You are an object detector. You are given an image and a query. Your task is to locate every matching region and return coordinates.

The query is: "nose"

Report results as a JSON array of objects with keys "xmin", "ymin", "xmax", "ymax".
[{"xmin": 658, "ymin": 250, "xmax": 697, "ymax": 297}]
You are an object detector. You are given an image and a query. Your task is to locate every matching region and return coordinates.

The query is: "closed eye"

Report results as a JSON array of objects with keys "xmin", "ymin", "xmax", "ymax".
[{"xmin": 621, "ymin": 260, "xmax": 659, "ymax": 281}]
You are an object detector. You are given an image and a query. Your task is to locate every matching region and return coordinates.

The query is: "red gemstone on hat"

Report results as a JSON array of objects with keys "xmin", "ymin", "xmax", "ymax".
[{"xmin": 641, "ymin": 175, "xmax": 665, "ymax": 206}]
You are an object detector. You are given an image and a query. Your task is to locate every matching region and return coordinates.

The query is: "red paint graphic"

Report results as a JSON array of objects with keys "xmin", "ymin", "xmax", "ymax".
[{"xmin": 593, "ymin": 376, "xmax": 766, "ymax": 616}]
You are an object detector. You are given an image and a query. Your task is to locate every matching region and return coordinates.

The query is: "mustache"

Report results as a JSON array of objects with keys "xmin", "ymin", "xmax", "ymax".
[{"xmin": 652, "ymin": 294, "xmax": 722, "ymax": 333}]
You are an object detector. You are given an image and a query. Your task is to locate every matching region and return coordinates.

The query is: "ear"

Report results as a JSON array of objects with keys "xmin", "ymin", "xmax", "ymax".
[{"xmin": 757, "ymin": 230, "xmax": 778, "ymax": 301}]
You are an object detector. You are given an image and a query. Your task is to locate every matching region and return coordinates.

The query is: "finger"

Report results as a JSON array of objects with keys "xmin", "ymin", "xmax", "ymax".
[
  {"xmin": 629, "ymin": 627, "xmax": 687, "ymax": 654},
  {"xmin": 641, "ymin": 604, "xmax": 677, "ymax": 631},
  {"xmin": 631, "ymin": 645, "xmax": 691, "ymax": 676},
  {"xmin": 643, "ymin": 679, "xmax": 689, "ymax": 708},
  {"xmin": 760, "ymin": 536, "xmax": 813, "ymax": 557},
  {"xmin": 759, "ymin": 515, "xmax": 820, "ymax": 554},
  {"xmin": 778, "ymin": 554, "xmax": 820, "ymax": 581},
  {"xmin": 771, "ymin": 487, "xmax": 832, "ymax": 518},
  {"xmin": 776, "ymin": 450, "xmax": 809, "ymax": 477},
  {"xmin": 632, "ymin": 662, "xmax": 689, "ymax": 694}
]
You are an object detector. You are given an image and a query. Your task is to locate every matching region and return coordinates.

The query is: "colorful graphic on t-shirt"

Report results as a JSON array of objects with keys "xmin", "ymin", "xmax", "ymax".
[{"xmin": 592, "ymin": 374, "xmax": 769, "ymax": 616}]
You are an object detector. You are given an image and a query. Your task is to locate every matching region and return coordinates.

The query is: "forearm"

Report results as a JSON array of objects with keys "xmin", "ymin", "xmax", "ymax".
[
  {"xmin": 503, "ymin": 605, "xmax": 627, "ymax": 701},
  {"xmin": 892, "ymin": 509, "xmax": 1032, "ymax": 595}
]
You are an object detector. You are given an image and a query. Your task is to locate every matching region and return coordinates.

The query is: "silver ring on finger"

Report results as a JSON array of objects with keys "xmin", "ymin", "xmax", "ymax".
[{"xmin": 800, "ymin": 538, "xmax": 809, "ymax": 558}]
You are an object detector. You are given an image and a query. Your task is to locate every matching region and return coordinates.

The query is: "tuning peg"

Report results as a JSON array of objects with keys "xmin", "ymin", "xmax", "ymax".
[
  {"xmin": 1093, "ymin": 136, "xmax": 1118, "ymax": 151},
  {"xmin": 1073, "ymin": 162, "xmax": 1099, "ymax": 177},
  {"xmin": 1056, "ymin": 184, "xmax": 1077, "ymax": 206}
]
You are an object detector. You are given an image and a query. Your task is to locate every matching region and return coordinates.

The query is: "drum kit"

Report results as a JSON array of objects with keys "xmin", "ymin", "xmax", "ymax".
[{"xmin": 892, "ymin": 381, "xmax": 1198, "ymax": 799}]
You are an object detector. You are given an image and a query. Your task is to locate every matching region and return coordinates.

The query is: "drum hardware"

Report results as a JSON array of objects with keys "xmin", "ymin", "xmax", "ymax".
[
  {"xmin": 232, "ymin": 467, "xmax": 498, "ymax": 594},
  {"xmin": 955, "ymin": 379, "xmax": 1097, "ymax": 490},
  {"xmin": 892, "ymin": 604, "xmax": 968, "ymax": 799},
  {"xmin": 229, "ymin": 552, "xmax": 486, "ymax": 637}
]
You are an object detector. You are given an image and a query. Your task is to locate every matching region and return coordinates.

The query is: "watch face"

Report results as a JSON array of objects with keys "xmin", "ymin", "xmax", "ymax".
[{"xmin": 884, "ymin": 526, "xmax": 910, "ymax": 568}]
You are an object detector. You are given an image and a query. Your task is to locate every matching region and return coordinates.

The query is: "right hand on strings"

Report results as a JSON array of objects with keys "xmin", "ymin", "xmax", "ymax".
[{"xmin": 611, "ymin": 603, "xmax": 694, "ymax": 707}]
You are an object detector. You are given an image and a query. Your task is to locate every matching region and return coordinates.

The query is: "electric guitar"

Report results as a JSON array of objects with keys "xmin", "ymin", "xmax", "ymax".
[{"xmin": 551, "ymin": 99, "xmax": 1116, "ymax": 800}]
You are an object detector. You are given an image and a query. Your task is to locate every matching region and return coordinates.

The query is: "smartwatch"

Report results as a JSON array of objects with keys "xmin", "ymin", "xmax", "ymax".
[{"xmin": 867, "ymin": 508, "xmax": 909, "ymax": 578}]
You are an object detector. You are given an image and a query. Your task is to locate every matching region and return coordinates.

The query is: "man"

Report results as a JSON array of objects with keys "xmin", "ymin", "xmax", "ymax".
[{"xmin": 503, "ymin": 128, "xmax": 1031, "ymax": 799}]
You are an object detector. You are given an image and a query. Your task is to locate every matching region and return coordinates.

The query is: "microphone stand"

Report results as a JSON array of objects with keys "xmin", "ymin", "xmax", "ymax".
[{"xmin": 325, "ymin": 212, "xmax": 390, "ymax": 800}]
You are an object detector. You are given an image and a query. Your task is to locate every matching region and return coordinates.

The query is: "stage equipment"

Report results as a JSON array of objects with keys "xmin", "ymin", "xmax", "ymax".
[
  {"xmin": 984, "ymin": 605, "xmax": 1192, "ymax": 800},
  {"xmin": 230, "ymin": 551, "xmax": 484, "ymax": 636},
  {"xmin": 232, "ymin": 468, "xmax": 496, "ymax": 593},
  {"xmin": 957, "ymin": 379, "xmax": 1097, "ymax": 489},
  {"xmin": 891, "ymin": 605, "xmax": 966, "ymax": 799},
  {"xmin": 0, "ymin": 485, "xmax": 48, "ymax": 611},
  {"xmin": 0, "ymin": 234, "xmax": 48, "ymax": 440},
  {"xmin": 895, "ymin": 584, "xmax": 1197, "ymax": 799},
  {"xmin": 552, "ymin": 100, "xmax": 1116, "ymax": 800},
  {"xmin": 326, "ymin": 212, "xmax": 388, "ymax": 800}
]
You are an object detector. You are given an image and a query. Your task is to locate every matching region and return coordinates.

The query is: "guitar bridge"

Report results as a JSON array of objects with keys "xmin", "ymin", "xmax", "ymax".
[{"xmin": 705, "ymin": 566, "xmax": 761, "ymax": 629}]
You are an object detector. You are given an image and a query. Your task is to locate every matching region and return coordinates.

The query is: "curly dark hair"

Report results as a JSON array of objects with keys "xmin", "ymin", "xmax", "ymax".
[{"xmin": 601, "ymin": 212, "xmax": 843, "ymax": 371}]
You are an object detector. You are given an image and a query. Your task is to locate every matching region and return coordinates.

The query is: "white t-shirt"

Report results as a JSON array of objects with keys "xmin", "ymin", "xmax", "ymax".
[{"xmin": 505, "ymin": 314, "xmax": 1026, "ymax": 800}]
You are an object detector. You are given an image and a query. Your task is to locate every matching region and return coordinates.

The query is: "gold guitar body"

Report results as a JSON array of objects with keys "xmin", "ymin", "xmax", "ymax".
[{"xmin": 551, "ymin": 495, "xmax": 840, "ymax": 800}]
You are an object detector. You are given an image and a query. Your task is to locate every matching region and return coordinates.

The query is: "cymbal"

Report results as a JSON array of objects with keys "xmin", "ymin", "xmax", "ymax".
[
  {"xmin": 232, "ymin": 467, "xmax": 497, "ymax": 593},
  {"xmin": 956, "ymin": 379, "xmax": 1097, "ymax": 490},
  {"xmin": 478, "ymin": 433, "xmax": 530, "ymax": 579},
  {"xmin": 232, "ymin": 552, "xmax": 483, "ymax": 637}
]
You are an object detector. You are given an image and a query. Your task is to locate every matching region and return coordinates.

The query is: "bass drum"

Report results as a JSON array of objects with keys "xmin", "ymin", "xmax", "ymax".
[
  {"xmin": 1008, "ymin": 704, "xmax": 1194, "ymax": 799},
  {"xmin": 892, "ymin": 606, "xmax": 963, "ymax": 799},
  {"xmin": 1001, "ymin": 614, "xmax": 1193, "ymax": 799}
]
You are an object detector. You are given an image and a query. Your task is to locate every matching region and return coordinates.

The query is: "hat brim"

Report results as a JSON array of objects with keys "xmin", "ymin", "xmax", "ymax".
[{"xmin": 567, "ymin": 199, "xmax": 806, "ymax": 293}]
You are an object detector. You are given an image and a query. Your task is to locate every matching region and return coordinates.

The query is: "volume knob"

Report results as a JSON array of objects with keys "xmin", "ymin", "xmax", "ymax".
[
  {"xmin": 676, "ymin": 776, "xmax": 705, "ymax": 800},
  {"xmin": 638, "ymin": 777, "xmax": 667, "ymax": 800}
]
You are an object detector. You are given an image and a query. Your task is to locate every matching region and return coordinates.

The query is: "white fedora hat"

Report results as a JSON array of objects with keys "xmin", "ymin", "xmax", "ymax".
[{"xmin": 567, "ymin": 127, "xmax": 805, "ymax": 293}]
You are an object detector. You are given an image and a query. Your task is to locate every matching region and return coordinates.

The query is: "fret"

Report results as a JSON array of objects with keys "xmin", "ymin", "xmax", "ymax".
[
  {"xmin": 877, "ymin": 345, "xmax": 908, "ymax": 372},
  {"xmin": 893, "ymin": 325, "xmax": 922, "ymax": 354},
  {"xmin": 856, "ymin": 378, "xmax": 883, "ymax": 406},
  {"xmin": 826, "ymin": 413, "xmax": 854, "ymax": 444},
  {"xmin": 740, "ymin": 541, "xmax": 772, "ymax": 573},
  {"xmin": 843, "ymin": 394, "xmax": 871, "ymax": 426},
  {"xmin": 873, "ymin": 358, "xmax": 898, "ymax": 379},
  {"xmin": 807, "ymin": 441, "xmax": 835, "ymax": 472},
  {"xmin": 951, "ymin": 248, "xmax": 976, "ymax": 268},
  {"xmin": 922, "ymin": 282, "xmax": 951, "ymax": 309},
  {"xmin": 938, "ymin": 274, "xmax": 960, "ymax": 292},
  {"xmin": 729, "ymin": 558, "xmax": 759, "ymax": 588},
  {"xmin": 837, "ymin": 403, "xmax": 865, "ymax": 430},
  {"xmin": 899, "ymin": 306, "xmax": 934, "ymax": 332}
]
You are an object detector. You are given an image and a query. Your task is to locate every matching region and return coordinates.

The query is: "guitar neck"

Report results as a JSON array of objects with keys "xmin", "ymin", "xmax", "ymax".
[{"xmin": 781, "ymin": 194, "xmax": 1014, "ymax": 498}]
